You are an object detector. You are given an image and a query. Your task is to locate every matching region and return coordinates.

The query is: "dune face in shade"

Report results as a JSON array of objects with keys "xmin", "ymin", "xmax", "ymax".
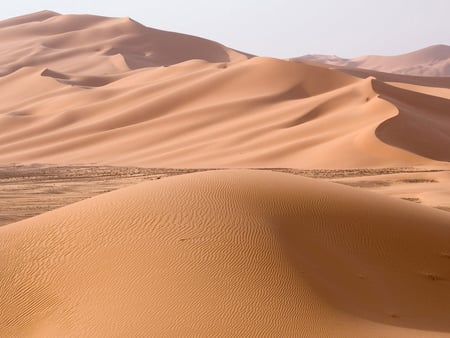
[{"xmin": 1, "ymin": 170, "xmax": 450, "ymax": 336}]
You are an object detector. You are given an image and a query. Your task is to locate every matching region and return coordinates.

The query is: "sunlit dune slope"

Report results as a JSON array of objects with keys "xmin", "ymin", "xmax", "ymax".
[
  {"xmin": 1, "ymin": 170, "xmax": 450, "ymax": 336},
  {"xmin": 0, "ymin": 12, "xmax": 448, "ymax": 168},
  {"xmin": 0, "ymin": 57, "xmax": 448, "ymax": 168},
  {"xmin": 0, "ymin": 11, "xmax": 248, "ymax": 77}
]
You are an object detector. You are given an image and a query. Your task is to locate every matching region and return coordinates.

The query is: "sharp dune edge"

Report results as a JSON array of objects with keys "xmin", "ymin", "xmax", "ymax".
[
  {"xmin": 1, "ymin": 170, "xmax": 450, "ymax": 336},
  {"xmin": 1, "ymin": 11, "xmax": 450, "ymax": 337}
]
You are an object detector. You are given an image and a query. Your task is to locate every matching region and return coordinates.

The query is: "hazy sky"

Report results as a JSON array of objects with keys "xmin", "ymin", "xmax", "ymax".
[{"xmin": 1, "ymin": 0, "xmax": 449, "ymax": 58}]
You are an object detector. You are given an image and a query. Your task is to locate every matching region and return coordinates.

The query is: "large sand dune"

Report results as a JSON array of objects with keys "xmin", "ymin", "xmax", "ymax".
[
  {"xmin": 1, "ymin": 170, "xmax": 450, "ymax": 336},
  {"xmin": 0, "ymin": 11, "xmax": 248, "ymax": 77},
  {"xmin": 0, "ymin": 13, "xmax": 449, "ymax": 168}
]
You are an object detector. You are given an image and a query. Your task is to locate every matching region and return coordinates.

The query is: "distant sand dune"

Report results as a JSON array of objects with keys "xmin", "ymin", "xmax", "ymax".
[
  {"xmin": 0, "ymin": 11, "xmax": 248, "ymax": 77},
  {"xmin": 340, "ymin": 67, "xmax": 450, "ymax": 88},
  {"xmin": 296, "ymin": 45, "xmax": 450, "ymax": 77},
  {"xmin": 0, "ymin": 10, "xmax": 59, "ymax": 29},
  {"xmin": 0, "ymin": 12, "xmax": 448, "ymax": 168}
]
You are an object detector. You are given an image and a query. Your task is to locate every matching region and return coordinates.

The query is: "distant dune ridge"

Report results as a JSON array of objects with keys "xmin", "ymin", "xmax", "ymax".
[
  {"xmin": 296, "ymin": 44, "xmax": 450, "ymax": 77},
  {"xmin": 0, "ymin": 12, "xmax": 448, "ymax": 168},
  {"xmin": 0, "ymin": 11, "xmax": 450, "ymax": 337},
  {"xmin": 0, "ymin": 10, "xmax": 248, "ymax": 77}
]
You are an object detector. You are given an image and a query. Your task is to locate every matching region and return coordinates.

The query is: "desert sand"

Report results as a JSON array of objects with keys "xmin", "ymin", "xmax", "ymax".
[
  {"xmin": 2, "ymin": 165, "xmax": 449, "ymax": 227},
  {"xmin": 1, "ymin": 11, "xmax": 450, "ymax": 337},
  {"xmin": 0, "ymin": 12, "xmax": 449, "ymax": 168},
  {"xmin": 297, "ymin": 44, "xmax": 450, "ymax": 77},
  {"xmin": 2, "ymin": 170, "xmax": 450, "ymax": 336}
]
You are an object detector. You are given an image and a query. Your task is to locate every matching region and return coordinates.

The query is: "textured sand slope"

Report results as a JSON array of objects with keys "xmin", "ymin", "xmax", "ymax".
[
  {"xmin": 297, "ymin": 45, "xmax": 450, "ymax": 77},
  {"xmin": 1, "ymin": 170, "xmax": 449, "ymax": 336}
]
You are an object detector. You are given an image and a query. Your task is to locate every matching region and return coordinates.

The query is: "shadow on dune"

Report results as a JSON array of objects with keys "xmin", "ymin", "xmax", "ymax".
[
  {"xmin": 343, "ymin": 68, "xmax": 450, "ymax": 88},
  {"xmin": 373, "ymin": 80, "xmax": 450, "ymax": 162},
  {"xmin": 101, "ymin": 24, "xmax": 233, "ymax": 68}
]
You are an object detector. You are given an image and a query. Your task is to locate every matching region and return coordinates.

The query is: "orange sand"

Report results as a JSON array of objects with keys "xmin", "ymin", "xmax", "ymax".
[
  {"xmin": 1, "ymin": 12, "xmax": 450, "ymax": 337},
  {"xmin": 2, "ymin": 170, "xmax": 450, "ymax": 336},
  {"xmin": 0, "ymin": 12, "xmax": 448, "ymax": 168}
]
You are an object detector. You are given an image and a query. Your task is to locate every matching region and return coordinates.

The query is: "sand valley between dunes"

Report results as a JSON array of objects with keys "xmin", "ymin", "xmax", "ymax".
[{"xmin": 1, "ymin": 11, "xmax": 450, "ymax": 337}]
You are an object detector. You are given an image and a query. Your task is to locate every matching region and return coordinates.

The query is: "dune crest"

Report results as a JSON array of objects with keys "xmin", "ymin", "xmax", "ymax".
[
  {"xmin": 296, "ymin": 45, "xmax": 450, "ymax": 77},
  {"xmin": 0, "ymin": 12, "xmax": 249, "ymax": 77},
  {"xmin": 1, "ymin": 170, "xmax": 450, "ymax": 336},
  {"xmin": 0, "ymin": 10, "xmax": 59, "ymax": 29}
]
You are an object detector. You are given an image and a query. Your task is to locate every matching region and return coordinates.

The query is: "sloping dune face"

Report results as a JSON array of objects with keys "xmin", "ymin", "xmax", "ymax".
[
  {"xmin": 1, "ymin": 170, "xmax": 450, "ymax": 336},
  {"xmin": 0, "ymin": 11, "xmax": 247, "ymax": 77},
  {"xmin": 373, "ymin": 80, "xmax": 450, "ymax": 161},
  {"xmin": 0, "ymin": 12, "xmax": 449, "ymax": 168}
]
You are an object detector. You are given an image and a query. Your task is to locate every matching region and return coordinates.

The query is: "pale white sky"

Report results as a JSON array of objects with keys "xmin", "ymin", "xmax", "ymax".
[{"xmin": 1, "ymin": 0, "xmax": 449, "ymax": 58}]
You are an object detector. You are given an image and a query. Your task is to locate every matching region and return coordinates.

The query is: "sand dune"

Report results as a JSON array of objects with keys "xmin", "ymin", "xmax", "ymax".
[
  {"xmin": 297, "ymin": 45, "xmax": 450, "ymax": 77},
  {"xmin": 1, "ymin": 11, "xmax": 450, "ymax": 337},
  {"xmin": 1, "ymin": 170, "xmax": 450, "ymax": 336},
  {"xmin": 0, "ymin": 10, "xmax": 59, "ymax": 29},
  {"xmin": 340, "ymin": 67, "xmax": 450, "ymax": 88},
  {"xmin": 0, "ymin": 60, "xmax": 447, "ymax": 168},
  {"xmin": 373, "ymin": 80, "xmax": 450, "ymax": 162},
  {"xmin": 0, "ymin": 12, "xmax": 448, "ymax": 168},
  {"xmin": 0, "ymin": 11, "xmax": 248, "ymax": 77}
]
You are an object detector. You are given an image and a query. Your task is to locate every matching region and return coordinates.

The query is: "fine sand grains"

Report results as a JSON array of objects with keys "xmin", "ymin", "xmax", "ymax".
[{"xmin": 1, "ymin": 170, "xmax": 449, "ymax": 336}]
